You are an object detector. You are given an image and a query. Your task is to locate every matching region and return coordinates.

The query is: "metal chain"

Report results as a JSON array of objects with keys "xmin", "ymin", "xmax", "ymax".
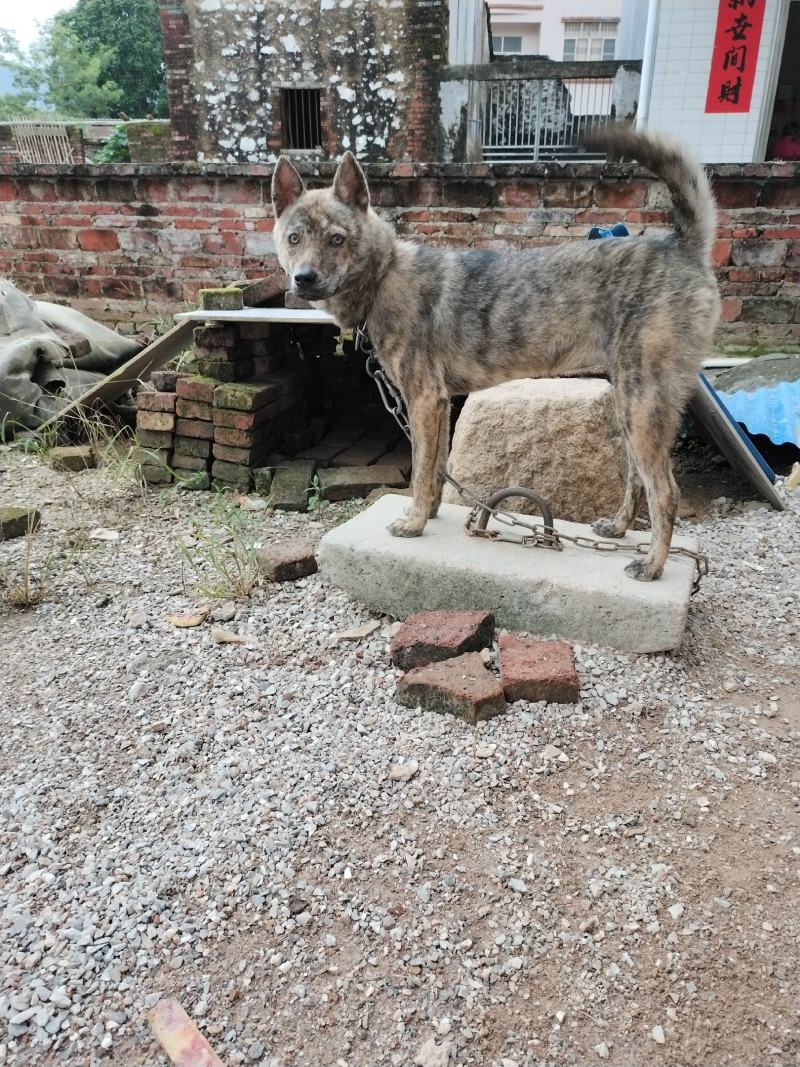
[{"xmin": 356, "ymin": 323, "xmax": 709, "ymax": 593}]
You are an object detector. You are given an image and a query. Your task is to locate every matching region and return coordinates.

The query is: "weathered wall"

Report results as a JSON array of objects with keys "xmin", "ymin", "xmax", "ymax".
[
  {"xmin": 159, "ymin": 0, "xmax": 446, "ymax": 163},
  {"xmin": 1, "ymin": 161, "xmax": 798, "ymax": 345}
]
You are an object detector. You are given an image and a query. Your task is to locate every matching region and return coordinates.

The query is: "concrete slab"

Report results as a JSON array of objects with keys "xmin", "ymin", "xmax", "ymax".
[{"xmin": 318, "ymin": 494, "xmax": 700, "ymax": 654}]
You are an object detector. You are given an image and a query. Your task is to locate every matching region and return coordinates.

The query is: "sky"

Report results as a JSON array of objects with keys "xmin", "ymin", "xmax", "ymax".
[{"xmin": 2, "ymin": 0, "xmax": 77, "ymax": 49}]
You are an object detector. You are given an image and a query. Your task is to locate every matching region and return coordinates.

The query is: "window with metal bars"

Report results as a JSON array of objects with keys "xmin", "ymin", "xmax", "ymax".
[{"xmin": 281, "ymin": 88, "xmax": 323, "ymax": 150}]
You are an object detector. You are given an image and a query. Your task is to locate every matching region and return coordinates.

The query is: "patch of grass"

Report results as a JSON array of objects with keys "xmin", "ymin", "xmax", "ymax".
[
  {"xmin": 1, "ymin": 514, "xmax": 86, "ymax": 612},
  {"xmin": 178, "ymin": 502, "xmax": 261, "ymax": 600},
  {"xmin": 306, "ymin": 474, "xmax": 327, "ymax": 514}
]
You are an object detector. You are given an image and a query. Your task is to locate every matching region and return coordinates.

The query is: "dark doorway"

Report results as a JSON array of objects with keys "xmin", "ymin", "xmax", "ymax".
[{"xmin": 766, "ymin": 2, "xmax": 800, "ymax": 159}]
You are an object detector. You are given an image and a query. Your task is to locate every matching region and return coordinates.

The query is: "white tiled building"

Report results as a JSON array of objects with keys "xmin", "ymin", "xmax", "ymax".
[{"xmin": 483, "ymin": 0, "xmax": 800, "ymax": 163}]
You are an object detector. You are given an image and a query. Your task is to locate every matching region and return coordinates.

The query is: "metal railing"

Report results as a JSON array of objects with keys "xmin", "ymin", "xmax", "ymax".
[
  {"xmin": 443, "ymin": 60, "xmax": 641, "ymax": 163},
  {"xmin": 478, "ymin": 76, "xmax": 617, "ymax": 162}
]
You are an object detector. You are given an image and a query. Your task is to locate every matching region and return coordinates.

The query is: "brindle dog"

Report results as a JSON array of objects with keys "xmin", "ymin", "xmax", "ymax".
[{"xmin": 271, "ymin": 128, "xmax": 720, "ymax": 581}]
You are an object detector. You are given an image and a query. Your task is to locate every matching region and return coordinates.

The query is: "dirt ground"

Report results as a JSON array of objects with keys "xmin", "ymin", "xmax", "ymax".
[{"xmin": 0, "ymin": 438, "xmax": 798, "ymax": 1067}]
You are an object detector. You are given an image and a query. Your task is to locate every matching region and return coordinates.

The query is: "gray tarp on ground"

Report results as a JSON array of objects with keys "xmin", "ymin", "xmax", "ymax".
[{"xmin": 0, "ymin": 279, "xmax": 142, "ymax": 429}]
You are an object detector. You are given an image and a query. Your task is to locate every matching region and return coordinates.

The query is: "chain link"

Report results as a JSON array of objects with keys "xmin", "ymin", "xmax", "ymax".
[{"xmin": 356, "ymin": 323, "xmax": 709, "ymax": 593}]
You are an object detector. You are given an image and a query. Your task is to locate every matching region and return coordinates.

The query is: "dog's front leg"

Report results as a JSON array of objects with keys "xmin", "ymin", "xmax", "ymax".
[{"xmin": 388, "ymin": 391, "xmax": 448, "ymax": 538}]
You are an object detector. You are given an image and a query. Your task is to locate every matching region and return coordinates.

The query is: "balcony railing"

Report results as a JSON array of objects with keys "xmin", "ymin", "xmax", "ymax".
[{"xmin": 442, "ymin": 59, "xmax": 641, "ymax": 163}]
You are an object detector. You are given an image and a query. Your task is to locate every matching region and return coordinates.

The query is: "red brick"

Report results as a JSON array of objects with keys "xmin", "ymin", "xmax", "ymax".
[
  {"xmin": 77, "ymin": 229, "xmax": 119, "ymax": 252},
  {"xmin": 256, "ymin": 541, "xmax": 318, "ymax": 582},
  {"xmin": 175, "ymin": 398, "xmax": 213, "ymax": 420},
  {"xmin": 137, "ymin": 428, "xmax": 174, "ymax": 449},
  {"xmin": 395, "ymin": 652, "xmax": 506, "ymax": 724},
  {"xmin": 212, "ymin": 441, "xmax": 271, "ymax": 464},
  {"xmin": 137, "ymin": 410, "xmax": 175, "ymax": 432},
  {"xmin": 711, "ymin": 239, "xmax": 731, "ymax": 267},
  {"xmin": 593, "ymin": 180, "xmax": 648, "ymax": 208},
  {"xmin": 176, "ymin": 376, "xmax": 218, "ymax": 403},
  {"xmin": 214, "ymin": 424, "xmax": 272, "ymax": 448},
  {"xmin": 212, "ymin": 407, "xmax": 272, "ymax": 430},
  {"xmin": 498, "ymin": 634, "xmax": 580, "ymax": 704},
  {"xmin": 720, "ymin": 296, "xmax": 742, "ymax": 322},
  {"xmin": 391, "ymin": 610, "xmax": 495, "ymax": 671},
  {"xmin": 175, "ymin": 418, "xmax": 215, "ymax": 440},
  {"xmin": 172, "ymin": 453, "xmax": 208, "ymax": 471},
  {"xmin": 137, "ymin": 391, "xmax": 177, "ymax": 413},
  {"xmin": 173, "ymin": 435, "xmax": 211, "ymax": 458}
]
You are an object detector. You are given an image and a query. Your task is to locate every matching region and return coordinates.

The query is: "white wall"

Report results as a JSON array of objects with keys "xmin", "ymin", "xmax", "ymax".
[
  {"xmin": 487, "ymin": 0, "xmax": 621, "ymax": 60},
  {"xmin": 642, "ymin": 0, "xmax": 790, "ymax": 162}
]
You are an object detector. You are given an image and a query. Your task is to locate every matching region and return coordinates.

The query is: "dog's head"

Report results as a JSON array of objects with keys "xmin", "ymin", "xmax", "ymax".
[{"xmin": 271, "ymin": 152, "xmax": 386, "ymax": 303}]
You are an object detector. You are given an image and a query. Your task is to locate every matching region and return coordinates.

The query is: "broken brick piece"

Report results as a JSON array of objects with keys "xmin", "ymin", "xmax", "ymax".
[
  {"xmin": 498, "ymin": 634, "xmax": 580, "ymax": 704},
  {"xmin": 150, "ymin": 370, "xmax": 181, "ymax": 392},
  {"xmin": 391, "ymin": 610, "xmax": 495, "ymax": 671},
  {"xmin": 49, "ymin": 445, "xmax": 96, "ymax": 472},
  {"xmin": 395, "ymin": 652, "xmax": 506, "ymax": 724},
  {"xmin": 256, "ymin": 541, "xmax": 318, "ymax": 582}
]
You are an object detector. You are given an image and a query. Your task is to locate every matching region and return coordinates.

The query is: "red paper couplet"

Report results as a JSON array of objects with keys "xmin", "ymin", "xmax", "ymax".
[{"xmin": 705, "ymin": 0, "xmax": 766, "ymax": 114}]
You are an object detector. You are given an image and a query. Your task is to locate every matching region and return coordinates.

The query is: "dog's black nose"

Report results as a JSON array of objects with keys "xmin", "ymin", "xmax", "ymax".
[{"xmin": 293, "ymin": 267, "xmax": 318, "ymax": 288}]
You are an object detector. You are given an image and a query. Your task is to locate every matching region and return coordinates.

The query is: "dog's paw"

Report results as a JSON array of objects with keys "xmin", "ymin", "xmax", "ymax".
[
  {"xmin": 388, "ymin": 517, "xmax": 425, "ymax": 538},
  {"xmin": 428, "ymin": 501, "xmax": 441, "ymax": 519},
  {"xmin": 592, "ymin": 517, "xmax": 625, "ymax": 539},
  {"xmin": 624, "ymin": 558, "xmax": 662, "ymax": 582}
]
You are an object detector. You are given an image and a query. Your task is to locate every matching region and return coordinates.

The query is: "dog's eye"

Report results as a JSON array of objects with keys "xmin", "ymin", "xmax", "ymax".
[
  {"xmin": 330, "ymin": 233, "xmax": 345, "ymax": 246},
  {"xmin": 287, "ymin": 233, "xmax": 300, "ymax": 246}
]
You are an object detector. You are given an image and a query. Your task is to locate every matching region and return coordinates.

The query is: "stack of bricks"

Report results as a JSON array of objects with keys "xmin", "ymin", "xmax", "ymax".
[
  {"xmin": 211, "ymin": 368, "xmax": 308, "ymax": 491},
  {"xmin": 135, "ymin": 317, "xmax": 314, "ymax": 492},
  {"xmin": 136, "ymin": 371, "xmax": 178, "ymax": 485}
]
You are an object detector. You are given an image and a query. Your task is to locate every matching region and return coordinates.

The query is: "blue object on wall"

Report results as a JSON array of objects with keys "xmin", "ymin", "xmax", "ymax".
[{"xmin": 588, "ymin": 223, "xmax": 630, "ymax": 240}]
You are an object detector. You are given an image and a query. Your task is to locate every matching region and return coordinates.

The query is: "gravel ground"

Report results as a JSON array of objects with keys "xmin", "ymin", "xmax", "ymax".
[{"xmin": 0, "ymin": 444, "xmax": 798, "ymax": 1067}]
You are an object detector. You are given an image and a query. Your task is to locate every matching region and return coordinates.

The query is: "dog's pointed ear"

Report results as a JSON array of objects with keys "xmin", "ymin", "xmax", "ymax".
[
  {"xmin": 272, "ymin": 156, "xmax": 305, "ymax": 218},
  {"xmin": 333, "ymin": 151, "xmax": 370, "ymax": 211}
]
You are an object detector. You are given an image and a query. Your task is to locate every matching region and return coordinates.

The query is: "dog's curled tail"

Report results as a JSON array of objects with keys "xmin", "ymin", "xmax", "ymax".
[{"xmin": 587, "ymin": 125, "xmax": 717, "ymax": 264}]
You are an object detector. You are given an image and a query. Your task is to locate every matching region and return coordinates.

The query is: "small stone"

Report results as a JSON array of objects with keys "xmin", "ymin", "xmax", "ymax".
[
  {"xmin": 391, "ymin": 610, "xmax": 495, "ymax": 671},
  {"xmin": 49, "ymin": 445, "xmax": 96, "ymax": 472},
  {"xmin": 395, "ymin": 652, "xmax": 506, "ymax": 724},
  {"xmin": 475, "ymin": 744, "xmax": 495, "ymax": 758},
  {"xmin": 256, "ymin": 541, "xmax": 317, "ymax": 582},
  {"xmin": 211, "ymin": 601, "xmax": 237, "ymax": 623},
  {"xmin": 0, "ymin": 506, "xmax": 41, "ymax": 541},
  {"xmin": 668, "ymin": 902, "xmax": 685, "ymax": 921},
  {"xmin": 335, "ymin": 620, "xmax": 380, "ymax": 642},
  {"xmin": 757, "ymin": 751, "xmax": 777, "ymax": 765},
  {"xmin": 508, "ymin": 878, "xmax": 527, "ymax": 893},
  {"xmin": 595, "ymin": 1042, "xmax": 610, "ymax": 1059},
  {"xmin": 248, "ymin": 1039, "xmax": 264, "ymax": 1060},
  {"xmin": 127, "ymin": 609, "xmax": 148, "ymax": 629},
  {"xmin": 499, "ymin": 634, "xmax": 580, "ymax": 704},
  {"xmin": 722, "ymin": 679, "xmax": 737, "ymax": 692},
  {"xmin": 651, "ymin": 1025, "xmax": 665, "ymax": 1044},
  {"xmin": 389, "ymin": 760, "xmax": 419, "ymax": 783}
]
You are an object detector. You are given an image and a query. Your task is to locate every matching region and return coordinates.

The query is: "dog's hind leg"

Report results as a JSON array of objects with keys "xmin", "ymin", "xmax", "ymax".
[
  {"xmin": 620, "ymin": 406, "xmax": 680, "ymax": 582},
  {"xmin": 427, "ymin": 400, "xmax": 451, "ymax": 519},
  {"xmin": 389, "ymin": 390, "xmax": 449, "ymax": 537},
  {"xmin": 592, "ymin": 440, "xmax": 644, "ymax": 539}
]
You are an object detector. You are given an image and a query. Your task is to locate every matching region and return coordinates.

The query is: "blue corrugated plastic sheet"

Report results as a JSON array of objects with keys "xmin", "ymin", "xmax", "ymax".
[{"xmin": 717, "ymin": 381, "xmax": 800, "ymax": 449}]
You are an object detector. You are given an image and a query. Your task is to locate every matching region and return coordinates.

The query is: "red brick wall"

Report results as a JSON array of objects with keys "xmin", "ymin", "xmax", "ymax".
[{"xmin": 1, "ymin": 161, "xmax": 798, "ymax": 345}]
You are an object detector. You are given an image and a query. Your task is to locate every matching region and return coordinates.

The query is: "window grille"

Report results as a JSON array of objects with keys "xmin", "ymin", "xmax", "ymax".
[{"xmin": 281, "ymin": 89, "xmax": 322, "ymax": 150}]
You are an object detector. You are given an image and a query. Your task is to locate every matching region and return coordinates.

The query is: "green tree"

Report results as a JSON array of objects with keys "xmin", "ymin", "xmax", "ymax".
[
  {"xmin": 59, "ymin": 0, "xmax": 168, "ymax": 117},
  {"xmin": 28, "ymin": 23, "xmax": 124, "ymax": 117}
]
